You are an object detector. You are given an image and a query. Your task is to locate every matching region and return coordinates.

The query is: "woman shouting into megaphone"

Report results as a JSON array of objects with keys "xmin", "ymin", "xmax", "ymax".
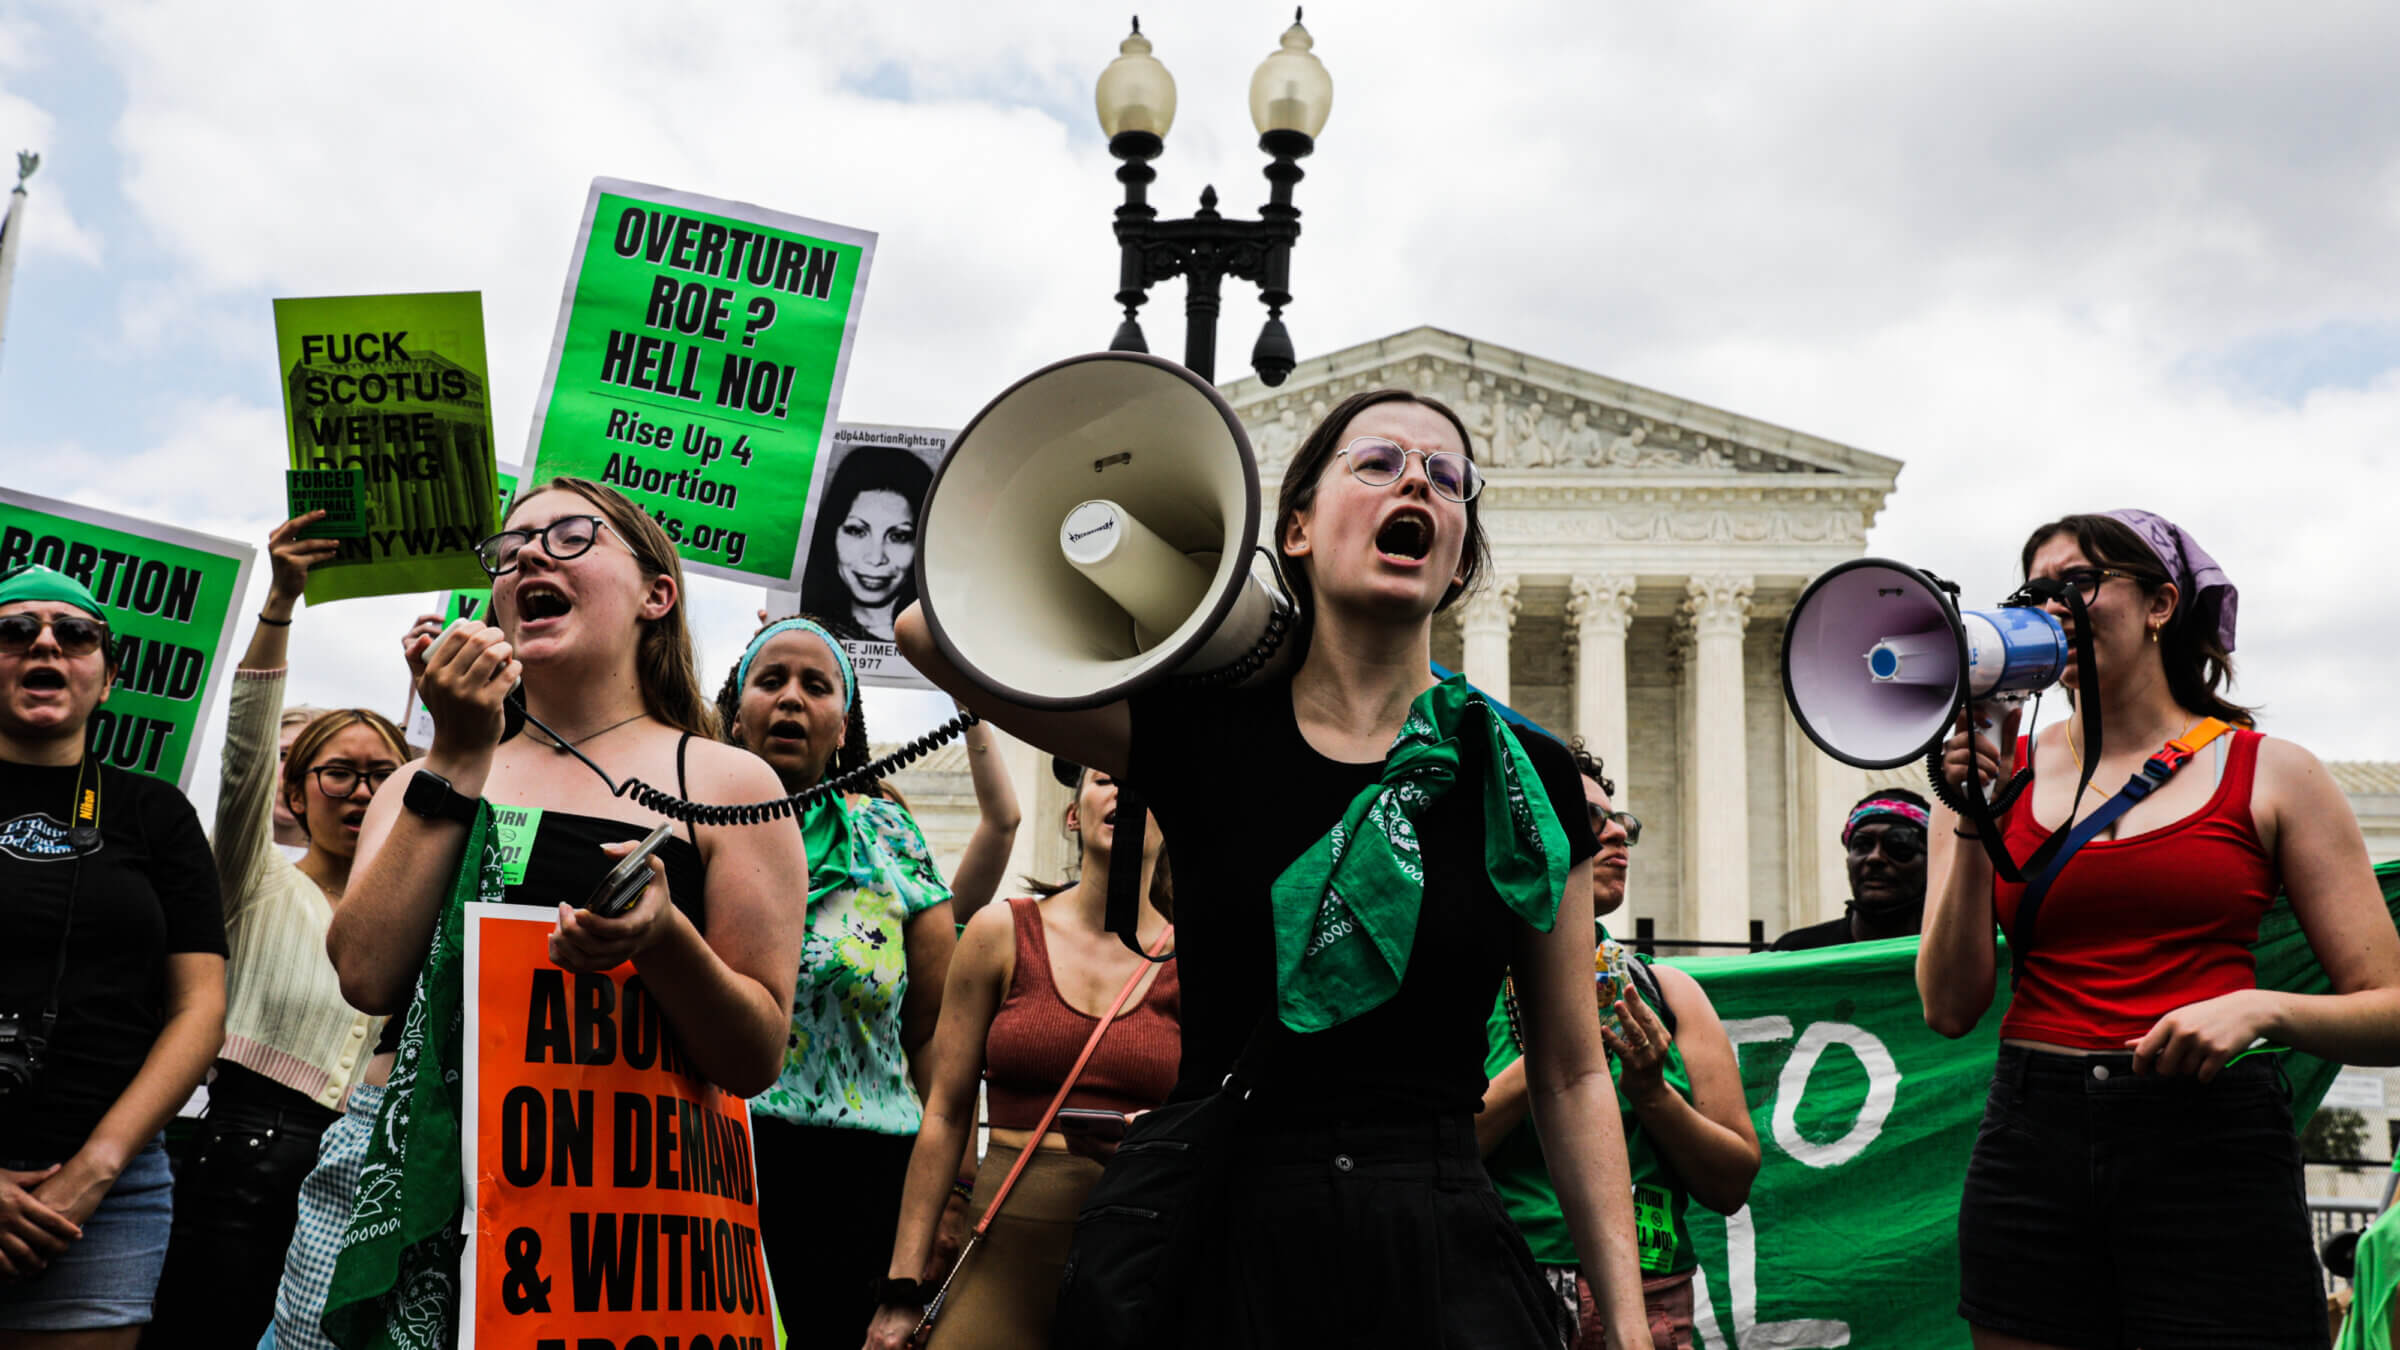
[
  {"xmin": 899, "ymin": 390, "xmax": 1652, "ymax": 1350},
  {"xmin": 1921, "ymin": 510, "xmax": 2400, "ymax": 1350}
]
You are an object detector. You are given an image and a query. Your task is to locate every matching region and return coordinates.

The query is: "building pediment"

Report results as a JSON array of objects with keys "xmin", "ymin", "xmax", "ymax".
[{"xmin": 1221, "ymin": 326, "xmax": 1902, "ymax": 491}]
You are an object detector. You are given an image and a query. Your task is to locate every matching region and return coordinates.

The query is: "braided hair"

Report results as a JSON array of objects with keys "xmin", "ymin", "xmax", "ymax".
[{"xmin": 714, "ymin": 611, "xmax": 878, "ymax": 793}]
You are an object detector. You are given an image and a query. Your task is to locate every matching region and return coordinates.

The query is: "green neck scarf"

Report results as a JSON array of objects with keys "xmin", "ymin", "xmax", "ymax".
[
  {"xmin": 1271, "ymin": 676, "xmax": 1570, "ymax": 1033},
  {"xmin": 802, "ymin": 790, "xmax": 864, "ymax": 908},
  {"xmin": 322, "ymin": 804, "xmax": 500, "ymax": 1349}
]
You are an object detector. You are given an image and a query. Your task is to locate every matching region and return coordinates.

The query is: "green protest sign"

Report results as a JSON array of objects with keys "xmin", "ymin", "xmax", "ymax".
[
  {"xmin": 525, "ymin": 178, "xmax": 875, "ymax": 585},
  {"xmin": 0, "ymin": 487, "xmax": 255, "ymax": 790},
  {"xmin": 285, "ymin": 467, "xmax": 367, "ymax": 539},
  {"xmin": 438, "ymin": 463, "xmax": 519, "ymax": 626},
  {"xmin": 273, "ymin": 290, "xmax": 501, "ymax": 604},
  {"xmin": 1645, "ymin": 868, "xmax": 2394, "ymax": 1348},
  {"xmin": 404, "ymin": 465, "xmax": 519, "ymax": 750}
]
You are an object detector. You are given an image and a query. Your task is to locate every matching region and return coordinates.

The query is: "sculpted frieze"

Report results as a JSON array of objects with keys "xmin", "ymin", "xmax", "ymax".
[{"xmin": 1232, "ymin": 354, "xmax": 1844, "ymax": 478}]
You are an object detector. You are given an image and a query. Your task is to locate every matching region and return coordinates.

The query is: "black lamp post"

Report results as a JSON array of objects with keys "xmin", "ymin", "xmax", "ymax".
[{"xmin": 1095, "ymin": 13, "xmax": 1333, "ymax": 386}]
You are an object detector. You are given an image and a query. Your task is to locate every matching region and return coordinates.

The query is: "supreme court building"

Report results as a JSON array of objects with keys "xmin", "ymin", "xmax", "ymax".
[{"xmin": 890, "ymin": 326, "xmax": 2400, "ymax": 944}]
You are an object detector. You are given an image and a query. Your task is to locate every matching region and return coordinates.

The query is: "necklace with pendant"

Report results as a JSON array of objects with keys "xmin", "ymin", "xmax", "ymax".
[{"xmin": 531, "ymin": 712, "xmax": 646, "ymax": 755}]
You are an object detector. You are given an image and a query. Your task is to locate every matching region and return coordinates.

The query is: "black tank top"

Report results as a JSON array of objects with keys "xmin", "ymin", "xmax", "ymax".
[{"xmin": 375, "ymin": 734, "xmax": 708, "ymax": 1055}]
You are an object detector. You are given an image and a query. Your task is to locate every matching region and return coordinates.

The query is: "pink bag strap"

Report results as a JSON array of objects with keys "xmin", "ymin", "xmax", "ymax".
[{"xmin": 914, "ymin": 923, "xmax": 1173, "ymax": 1343}]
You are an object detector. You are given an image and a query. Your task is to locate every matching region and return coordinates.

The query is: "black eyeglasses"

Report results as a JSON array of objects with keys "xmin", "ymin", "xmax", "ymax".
[
  {"xmin": 1588, "ymin": 806, "xmax": 1642, "ymax": 846},
  {"xmin": 306, "ymin": 764, "xmax": 397, "ymax": 799},
  {"xmin": 1336, "ymin": 437, "xmax": 1484, "ymax": 503},
  {"xmin": 0, "ymin": 613, "xmax": 109, "ymax": 657},
  {"xmin": 1846, "ymin": 825, "xmax": 1927, "ymax": 865},
  {"xmin": 2007, "ymin": 567, "xmax": 2148, "ymax": 609},
  {"xmin": 474, "ymin": 515, "xmax": 630, "ymax": 577}
]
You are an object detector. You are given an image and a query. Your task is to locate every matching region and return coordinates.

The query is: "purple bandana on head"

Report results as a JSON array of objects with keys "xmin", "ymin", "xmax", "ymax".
[{"xmin": 2102, "ymin": 509, "xmax": 2238, "ymax": 653}]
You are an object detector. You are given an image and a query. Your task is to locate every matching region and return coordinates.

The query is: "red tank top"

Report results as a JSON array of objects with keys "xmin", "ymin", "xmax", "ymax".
[
  {"xmin": 984, "ymin": 897, "xmax": 1182, "ymax": 1131},
  {"xmin": 1992, "ymin": 728, "xmax": 2278, "ymax": 1048}
]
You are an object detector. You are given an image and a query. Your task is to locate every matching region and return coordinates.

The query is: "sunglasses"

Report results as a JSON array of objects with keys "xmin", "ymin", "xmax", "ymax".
[
  {"xmin": 304, "ymin": 764, "xmax": 398, "ymax": 799},
  {"xmin": 0, "ymin": 613, "xmax": 109, "ymax": 658},
  {"xmin": 1588, "ymin": 806, "xmax": 1642, "ymax": 846},
  {"xmin": 474, "ymin": 514, "xmax": 631, "ymax": 578},
  {"xmin": 2003, "ymin": 567, "xmax": 2152, "ymax": 610},
  {"xmin": 1336, "ymin": 437, "xmax": 1484, "ymax": 503},
  {"xmin": 1845, "ymin": 825, "xmax": 1927, "ymax": 865}
]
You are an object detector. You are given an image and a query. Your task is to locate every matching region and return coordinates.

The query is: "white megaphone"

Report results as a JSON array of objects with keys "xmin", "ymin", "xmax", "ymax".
[
  {"xmin": 914, "ymin": 352, "xmax": 1293, "ymax": 709},
  {"xmin": 1781, "ymin": 558, "xmax": 2070, "ymax": 769}
]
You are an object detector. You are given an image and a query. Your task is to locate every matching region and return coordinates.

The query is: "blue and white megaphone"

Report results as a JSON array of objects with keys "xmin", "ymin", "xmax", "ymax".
[{"xmin": 1781, "ymin": 558, "xmax": 2068, "ymax": 770}]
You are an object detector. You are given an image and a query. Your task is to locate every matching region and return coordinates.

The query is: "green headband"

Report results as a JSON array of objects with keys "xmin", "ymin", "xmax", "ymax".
[{"xmin": 0, "ymin": 564, "xmax": 108, "ymax": 623}]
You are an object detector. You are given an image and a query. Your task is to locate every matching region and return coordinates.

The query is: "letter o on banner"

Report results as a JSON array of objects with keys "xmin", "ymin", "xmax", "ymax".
[{"xmin": 1770, "ymin": 1021, "xmax": 1899, "ymax": 1169}]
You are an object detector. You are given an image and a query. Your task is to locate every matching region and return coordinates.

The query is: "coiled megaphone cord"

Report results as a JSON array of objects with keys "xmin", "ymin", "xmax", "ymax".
[{"xmin": 524, "ymin": 701, "xmax": 981, "ymax": 827}]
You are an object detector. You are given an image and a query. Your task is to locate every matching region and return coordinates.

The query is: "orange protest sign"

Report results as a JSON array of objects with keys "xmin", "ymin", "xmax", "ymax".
[{"xmin": 461, "ymin": 908, "xmax": 778, "ymax": 1350}]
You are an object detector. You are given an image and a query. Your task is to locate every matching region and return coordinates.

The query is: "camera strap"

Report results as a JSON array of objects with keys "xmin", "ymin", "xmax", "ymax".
[{"xmin": 29, "ymin": 756, "xmax": 102, "ymax": 1039}]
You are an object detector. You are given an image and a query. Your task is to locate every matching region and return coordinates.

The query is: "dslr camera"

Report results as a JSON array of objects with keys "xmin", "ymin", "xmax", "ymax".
[{"xmin": 0, "ymin": 1011, "xmax": 50, "ymax": 1099}]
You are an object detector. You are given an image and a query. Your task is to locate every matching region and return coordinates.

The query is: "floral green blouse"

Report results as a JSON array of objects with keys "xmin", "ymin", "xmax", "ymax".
[{"xmin": 752, "ymin": 795, "xmax": 952, "ymax": 1133}]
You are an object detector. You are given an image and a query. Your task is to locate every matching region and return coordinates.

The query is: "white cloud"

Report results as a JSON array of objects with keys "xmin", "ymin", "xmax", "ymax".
[
  {"xmin": 6, "ymin": 0, "xmax": 2399, "ymax": 766},
  {"xmin": 0, "ymin": 19, "xmax": 103, "ymax": 267}
]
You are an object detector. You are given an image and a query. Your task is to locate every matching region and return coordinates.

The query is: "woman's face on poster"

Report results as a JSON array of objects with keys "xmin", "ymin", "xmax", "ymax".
[{"xmin": 835, "ymin": 488, "xmax": 915, "ymax": 610}]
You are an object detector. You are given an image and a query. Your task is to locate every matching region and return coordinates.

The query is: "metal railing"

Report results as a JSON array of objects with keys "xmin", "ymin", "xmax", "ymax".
[
  {"xmin": 2312, "ymin": 1197, "xmax": 2384, "ymax": 1297},
  {"xmin": 1629, "ymin": 917, "xmax": 1770, "ymax": 955}
]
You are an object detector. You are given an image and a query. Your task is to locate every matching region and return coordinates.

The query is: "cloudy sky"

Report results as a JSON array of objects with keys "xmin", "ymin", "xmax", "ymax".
[{"xmin": 2, "ymin": 0, "xmax": 2395, "ymax": 818}]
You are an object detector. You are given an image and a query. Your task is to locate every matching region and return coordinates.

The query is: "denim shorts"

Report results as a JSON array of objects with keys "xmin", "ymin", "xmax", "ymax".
[
  {"xmin": 0, "ymin": 1135, "xmax": 174, "ymax": 1331},
  {"xmin": 1958, "ymin": 1044, "xmax": 2328, "ymax": 1350}
]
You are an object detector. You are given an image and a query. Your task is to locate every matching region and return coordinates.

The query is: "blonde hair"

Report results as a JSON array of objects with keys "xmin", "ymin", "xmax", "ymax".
[{"xmin": 511, "ymin": 476, "xmax": 718, "ymax": 739}]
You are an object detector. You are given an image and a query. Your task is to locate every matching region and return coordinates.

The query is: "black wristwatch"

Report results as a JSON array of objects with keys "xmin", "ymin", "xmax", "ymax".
[
  {"xmin": 402, "ymin": 769, "xmax": 479, "ymax": 827},
  {"xmin": 875, "ymin": 1276, "xmax": 931, "ymax": 1308}
]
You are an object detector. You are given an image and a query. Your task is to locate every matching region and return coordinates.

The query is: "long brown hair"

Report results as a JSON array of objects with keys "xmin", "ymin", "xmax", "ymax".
[
  {"xmin": 281, "ymin": 708, "xmax": 410, "ymax": 816},
  {"xmin": 2020, "ymin": 513, "xmax": 2254, "ymax": 726},
  {"xmin": 1272, "ymin": 388, "xmax": 1492, "ymax": 637},
  {"xmin": 513, "ymin": 476, "xmax": 718, "ymax": 738}
]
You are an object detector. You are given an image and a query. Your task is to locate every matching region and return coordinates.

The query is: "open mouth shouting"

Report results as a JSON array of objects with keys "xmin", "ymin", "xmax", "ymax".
[
  {"xmin": 516, "ymin": 581, "xmax": 574, "ymax": 633},
  {"xmin": 18, "ymin": 665, "xmax": 69, "ymax": 695},
  {"xmin": 763, "ymin": 717, "xmax": 810, "ymax": 752},
  {"xmin": 1374, "ymin": 506, "xmax": 1436, "ymax": 566}
]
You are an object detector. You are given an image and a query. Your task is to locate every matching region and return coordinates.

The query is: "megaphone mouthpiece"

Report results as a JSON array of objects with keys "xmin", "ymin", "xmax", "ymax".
[{"xmin": 1060, "ymin": 499, "xmax": 1214, "ymax": 646}]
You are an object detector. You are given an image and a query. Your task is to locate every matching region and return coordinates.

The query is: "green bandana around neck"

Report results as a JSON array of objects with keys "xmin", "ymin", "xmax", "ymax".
[
  {"xmin": 801, "ymin": 790, "xmax": 869, "ymax": 908},
  {"xmin": 322, "ymin": 803, "xmax": 501, "ymax": 1349},
  {"xmin": 1270, "ymin": 676, "xmax": 1571, "ymax": 1033}
]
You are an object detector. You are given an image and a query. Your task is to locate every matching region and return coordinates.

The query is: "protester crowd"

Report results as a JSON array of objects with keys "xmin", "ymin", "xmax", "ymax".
[{"xmin": 4, "ymin": 388, "xmax": 2397, "ymax": 1350}]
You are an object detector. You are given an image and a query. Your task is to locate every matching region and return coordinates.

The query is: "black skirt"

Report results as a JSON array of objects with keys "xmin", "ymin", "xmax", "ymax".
[{"xmin": 1177, "ymin": 1112, "xmax": 1568, "ymax": 1349}]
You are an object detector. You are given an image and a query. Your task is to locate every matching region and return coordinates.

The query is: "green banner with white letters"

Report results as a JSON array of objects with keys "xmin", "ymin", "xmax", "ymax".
[{"xmin": 1648, "ymin": 864, "xmax": 2394, "ymax": 1348}]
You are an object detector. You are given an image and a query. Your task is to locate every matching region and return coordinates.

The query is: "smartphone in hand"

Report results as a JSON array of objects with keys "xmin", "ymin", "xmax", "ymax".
[
  {"xmin": 587, "ymin": 821, "xmax": 675, "ymax": 917},
  {"xmin": 1053, "ymin": 1108, "xmax": 1131, "ymax": 1142}
]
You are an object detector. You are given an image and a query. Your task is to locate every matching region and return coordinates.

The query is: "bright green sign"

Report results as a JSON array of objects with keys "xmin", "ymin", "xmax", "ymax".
[
  {"xmin": 524, "ymin": 178, "xmax": 876, "ymax": 585},
  {"xmin": 438, "ymin": 464, "xmax": 519, "ymax": 627},
  {"xmin": 0, "ymin": 488, "xmax": 255, "ymax": 790},
  {"xmin": 1644, "ymin": 871, "xmax": 2391, "ymax": 1348},
  {"xmin": 272, "ymin": 291, "xmax": 502, "ymax": 604}
]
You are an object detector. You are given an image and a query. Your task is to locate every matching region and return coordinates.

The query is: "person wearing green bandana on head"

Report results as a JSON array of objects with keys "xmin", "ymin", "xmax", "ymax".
[
  {"xmin": 0, "ymin": 563, "xmax": 227, "ymax": 1345},
  {"xmin": 900, "ymin": 388, "xmax": 1655, "ymax": 1349},
  {"xmin": 1477, "ymin": 739, "xmax": 1759, "ymax": 1350}
]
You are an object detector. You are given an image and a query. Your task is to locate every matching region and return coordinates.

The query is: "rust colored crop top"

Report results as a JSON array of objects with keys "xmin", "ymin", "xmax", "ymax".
[
  {"xmin": 1992, "ymin": 728, "xmax": 2279, "ymax": 1049},
  {"xmin": 983, "ymin": 897, "xmax": 1182, "ymax": 1131}
]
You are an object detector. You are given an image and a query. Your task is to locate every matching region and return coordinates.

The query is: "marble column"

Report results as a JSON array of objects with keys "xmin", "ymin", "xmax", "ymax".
[
  {"xmin": 1567, "ymin": 574, "xmax": 1639, "ymax": 802},
  {"xmin": 1683, "ymin": 574, "xmax": 1755, "ymax": 943},
  {"xmin": 1457, "ymin": 576, "xmax": 1521, "ymax": 706}
]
